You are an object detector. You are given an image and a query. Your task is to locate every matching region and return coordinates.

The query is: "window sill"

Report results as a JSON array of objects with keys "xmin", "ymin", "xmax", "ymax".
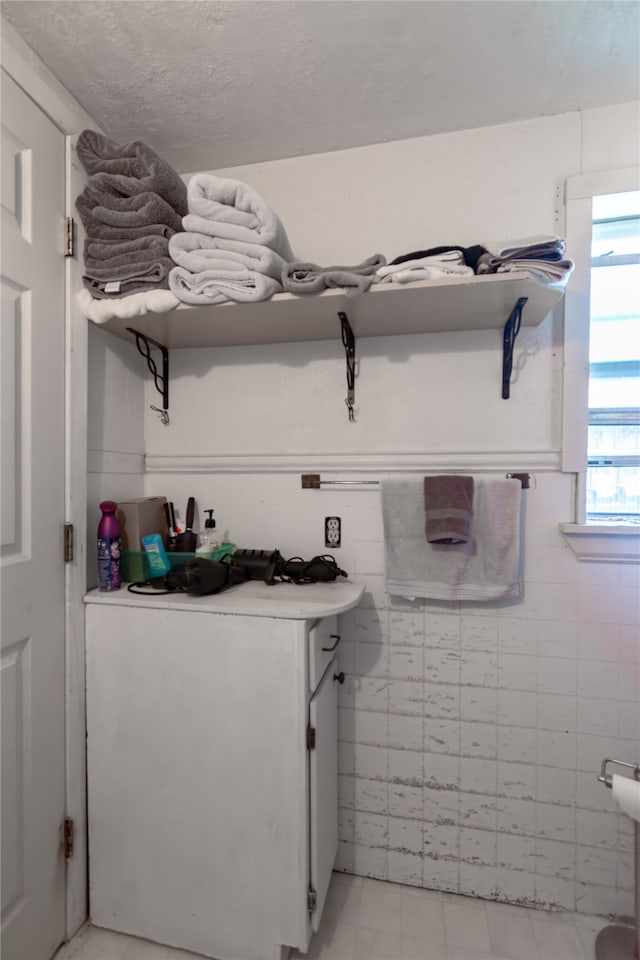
[{"xmin": 560, "ymin": 522, "xmax": 640, "ymax": 563}]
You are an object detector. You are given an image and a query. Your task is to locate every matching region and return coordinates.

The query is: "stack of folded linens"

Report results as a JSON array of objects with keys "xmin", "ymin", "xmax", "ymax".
[
  {"xmin": 476, "ymin": 235, "xmax": 575, "ymax": 287},
  {"xmin": 76, "ymin": 130, "xmax": 188, "ymax": 300},
  {"xmin": 377, "ymin": 249, "xmax": 474, "ymax": 284},
  {"xmin": 169, "ymin": 175, "xmax": 294, "ymax": 304}
]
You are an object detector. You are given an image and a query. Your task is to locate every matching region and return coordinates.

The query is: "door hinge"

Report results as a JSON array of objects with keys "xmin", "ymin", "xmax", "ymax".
[
  {"xmin": 64, "ymin": 523, "xmax": 74, "ymax": 562},
  {"xmin": 64, "ymin": 817, "xmax": 74, "ymax": 860},
  {"xmin": 306, "ymin": 724, "xmax": 316, "ymax": 750},
  {"xmin": 307, "ymin": 886, "xmax": 317, "ymax": 912},
  {"xmin": 65, "ymin": 217, "xmax": 75, "ymax": 257}
]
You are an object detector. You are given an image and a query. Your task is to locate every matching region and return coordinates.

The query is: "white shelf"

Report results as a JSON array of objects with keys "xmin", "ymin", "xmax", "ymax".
[{"xmin": 96, "ymin": 272, "xmax": 563, "ymax": 350}]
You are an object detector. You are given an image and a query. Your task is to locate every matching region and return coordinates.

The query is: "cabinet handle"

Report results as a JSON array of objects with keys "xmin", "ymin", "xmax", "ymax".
[
  {"xmin": 333, "ymin": 671, "xmax": 345, "ymax": 684},
  {"xmin": 322, "ymin": 634, "xmax": 341, "ymax": 652}
]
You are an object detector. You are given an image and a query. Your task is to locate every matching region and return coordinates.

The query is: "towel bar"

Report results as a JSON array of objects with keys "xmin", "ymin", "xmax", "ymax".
[{"xmin": 301, "ymin": 472, "xmax": 532, "ymax": 489}]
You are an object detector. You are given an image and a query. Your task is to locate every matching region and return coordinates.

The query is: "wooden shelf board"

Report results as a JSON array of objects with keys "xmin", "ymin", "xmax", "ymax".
[{"xmin": 95, "ymin": 273, "xmax": 563, "ymax": 350}]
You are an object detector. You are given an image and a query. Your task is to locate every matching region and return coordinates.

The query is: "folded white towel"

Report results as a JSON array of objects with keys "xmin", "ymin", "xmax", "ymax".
[
  {"xmin": 381, "ymin": 477, "xmax": 522, "ymax": 601},
  {"xmin": 78, "ymin": 287, "xmax": 179, "ymax": 323},
  {"xmin": 168, "ymin": 265, "xmax": 281, "ymax": 305},
  {"xmin": 482, "ymin": 235, "xmax": 566, "ymax": 259},
  {"xmin": 377, "ymin": 259, "xmax": 474, "ymax": 283},
  {"xmin": 169, "ymin": 230, "xmax": 287, "ymax": 281},
  {"xmin": 186, "ymin": 174, "xmax": 295, "ymax": 260},
  {"xmin": 496, "ymin": 259, "xmax": 574, "ymax": 287}
]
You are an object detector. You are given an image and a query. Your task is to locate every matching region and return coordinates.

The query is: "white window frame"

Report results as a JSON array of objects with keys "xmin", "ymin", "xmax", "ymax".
[{"xmin": 561, "ymin": 167, "xmax": 640, "ymax": 562}]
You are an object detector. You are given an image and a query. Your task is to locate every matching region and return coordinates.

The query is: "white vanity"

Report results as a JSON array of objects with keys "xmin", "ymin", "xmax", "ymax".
[{"xmin": 84, "ymin": 580, "xmax": 363, "ymax": 960}]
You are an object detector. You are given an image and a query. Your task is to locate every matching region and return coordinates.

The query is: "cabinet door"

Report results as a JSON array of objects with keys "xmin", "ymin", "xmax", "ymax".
[{"xmin": 309, "ymin": 656, "xmax": 338, "ymax": 932}]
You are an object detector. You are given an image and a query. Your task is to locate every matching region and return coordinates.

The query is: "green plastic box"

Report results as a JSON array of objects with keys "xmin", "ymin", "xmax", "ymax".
[{"xmin": 120, "ymin": 544, "xmax": 236, "ymax": 582}]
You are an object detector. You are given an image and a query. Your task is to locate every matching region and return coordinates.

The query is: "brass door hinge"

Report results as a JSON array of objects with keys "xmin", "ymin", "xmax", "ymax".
[
  {"xmin": 65, "ymin": 217, "xmax": 75, "ymax": 258},
  {"xmin": 64, "ymin": 817, "xmax": 74, "ymax": 860},
  {"xmin": 307, "ymin": 886, "xmax": 317, "ymax": 912},
  {"xmin": 306, "ymin": 725, "xmax": 316, "ymax": 750},
  {"xmin": 64, "ymin": 523, "xmax": 74, "ymax": 562}
]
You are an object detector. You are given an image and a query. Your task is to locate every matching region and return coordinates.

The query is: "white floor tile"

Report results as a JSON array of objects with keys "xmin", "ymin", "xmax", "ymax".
[
  {"xmin": 529, "ymin": 915, "xmax": 585, "ymax": 960},
  {"xmin": 164, "ymin": 950, "xmax": 212, "ymax": 960},
  {"xmin": 400, "ymin": 935, "xmax": 448, "ymax": 959},
  {"xmin": 443, "ymin": 902, "xmax": 492, "ymax": 954},
  {"xmin": 446, "ymin": 948, "xmax": 494, "ymax": 960},
  {"xmin": 358, "ymin": 885, "xmax": 403, "ymax": 935},
  {"xmin": 55, "ymin": 925, "xmax": 133, "ymax": 960},
  {"xmin": 485, "ymin": 909, "xmax": 540, "ymax": 960},
  {"xmin": 57, "ymin": 875, "xmax": 624, "ymax": 960},
  {"xmin": 324, "ymin": 877, "xmax": 364, "ymax": 928},
  {"xmin": 400, "ymin": 895, "xmax": 446, "ymax": 944},
  {"xmin": 305, "ymin": 922, "xmax": 357, "ymax": 960},
  {"xmin": 355, "ymin": 928, "xmax": 401, "ymax": 960},
  {"xmin": 120, "ymin": 935, "xmax": 173, "ymax": 959}
]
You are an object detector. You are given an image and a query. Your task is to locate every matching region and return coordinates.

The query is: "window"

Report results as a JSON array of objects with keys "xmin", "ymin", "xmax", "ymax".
[
  {"xmin": 562, "ymin": 168, "xmax": 640, "ymax": 561},
  {"xmin": 587, "ymin": 192, "xmax": 640, "ymax": 520}
]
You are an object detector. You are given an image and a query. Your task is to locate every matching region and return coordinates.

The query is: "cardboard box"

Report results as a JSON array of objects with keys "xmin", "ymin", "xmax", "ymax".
[{"xmin": 116, "ymin": 497, "xmax": 168, "ymax": 551}]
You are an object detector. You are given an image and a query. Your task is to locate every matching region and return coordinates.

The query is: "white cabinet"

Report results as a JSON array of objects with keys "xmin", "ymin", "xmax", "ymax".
[{"xmin": 84, "ymin": 582, "xmax": 363, "ymax": 960}]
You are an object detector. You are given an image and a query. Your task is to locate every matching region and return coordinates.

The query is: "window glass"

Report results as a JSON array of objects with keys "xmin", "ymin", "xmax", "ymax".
[{"xmin": 587, "ymin": 191, "xmax": 640, "ymax": 520}]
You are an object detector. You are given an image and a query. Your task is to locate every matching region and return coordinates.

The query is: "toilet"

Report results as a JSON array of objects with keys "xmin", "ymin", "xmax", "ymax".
[{"xmin": 596, "ymin": 759, "xmax": 640, "ymax": 960}]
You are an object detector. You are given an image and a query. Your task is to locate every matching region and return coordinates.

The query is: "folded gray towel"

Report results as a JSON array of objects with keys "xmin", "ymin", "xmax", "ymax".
[
  {"xmin": 424, "ymin": 475, "xmax": 474, "ymax": 544},
  {"xmin": 85, "ymin": 235, "xmax": 170, "ymax": 267},
  {"xmin": 282, "ymin": 254, "xmax": 386, "ymax": 296},
  {"xmin": 77, "ymin": 130, "xmax": 187, "ymax": 216},
  {"xmin": 85, "ymin": 223, "xmax": 177, "ymax": 242},
  {"xmin": 83, "ymin": 258, "xmax": 173, "ymax": 298},
  {"xmin": 76, "ymin": 189, "xmax": 184, "ymax": 235}
]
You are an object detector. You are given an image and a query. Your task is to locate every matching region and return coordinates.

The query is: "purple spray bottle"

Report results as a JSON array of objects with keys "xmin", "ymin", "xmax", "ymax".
[{"xmin": 97, "ymin": 500, "xmax": 121, "ymax": 591}]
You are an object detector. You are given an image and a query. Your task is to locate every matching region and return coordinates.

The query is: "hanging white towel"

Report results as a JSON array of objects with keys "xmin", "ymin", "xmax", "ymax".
[{"xmin": 381, "ymin": 477, "xmax": 522, "ymax": 601}]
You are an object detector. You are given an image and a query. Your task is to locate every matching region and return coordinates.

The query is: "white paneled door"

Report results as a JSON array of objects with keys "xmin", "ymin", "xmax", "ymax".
[{"xmin": 1, "ymin": 71, "xmax": 66, "ymax": 960}]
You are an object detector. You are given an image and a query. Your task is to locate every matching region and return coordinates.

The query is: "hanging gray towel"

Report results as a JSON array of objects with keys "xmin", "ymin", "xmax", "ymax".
[{"xmin": 424, "ymin": 475, "xmax": 474, "ymax": 544}]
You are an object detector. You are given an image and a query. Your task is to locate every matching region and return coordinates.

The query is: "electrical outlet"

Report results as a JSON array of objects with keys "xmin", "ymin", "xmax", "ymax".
[{"xmin": 324, "ymin": 516, "xmax": 341, "ymax": 548}]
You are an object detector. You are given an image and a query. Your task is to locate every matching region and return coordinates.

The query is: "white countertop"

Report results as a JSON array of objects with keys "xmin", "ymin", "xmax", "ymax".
[{"xmin": 84, "ymin": 579, "xmax": 365, "ymax": 619}]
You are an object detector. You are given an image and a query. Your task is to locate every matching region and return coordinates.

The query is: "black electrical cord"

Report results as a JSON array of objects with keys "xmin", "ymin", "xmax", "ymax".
[
  {"xmin": 275, "ymin": 554, "xmax": 347, "ymax": 584},
  {"xmin": 127, "ymin": 580, "xmax": 182, "ymax": 596}
]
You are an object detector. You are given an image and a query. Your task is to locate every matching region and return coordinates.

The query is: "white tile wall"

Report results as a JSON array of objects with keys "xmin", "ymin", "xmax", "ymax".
[
  {"xmin": 148, "ymin": 469, "xmax": 638, "ymax": 920},
  {"xmin": 332, "ymin": 472, "xmax": 638, "ymax": 918}
]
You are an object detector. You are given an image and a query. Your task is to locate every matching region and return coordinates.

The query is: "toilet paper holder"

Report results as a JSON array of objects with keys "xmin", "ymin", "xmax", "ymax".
[{"xmin": 598, "ymin": 757, "xmax": 640, "ymax": 787}]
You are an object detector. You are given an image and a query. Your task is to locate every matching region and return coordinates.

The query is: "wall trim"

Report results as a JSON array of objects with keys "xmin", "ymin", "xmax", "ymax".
[
  {"xmin": 88, "ymin": 449, "xmax": 145, "ymax": 475},
  {"xmin": 145, "ymin": 450, "xmax": 561, "ymax": 475}
]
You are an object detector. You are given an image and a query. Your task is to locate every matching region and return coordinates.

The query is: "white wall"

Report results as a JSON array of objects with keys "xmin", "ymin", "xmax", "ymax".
[
  {"xmin": 144, "ymin": 102, "xmax": 640, "ymax": 918},
  {"xmin": 86, "ymin": 324, "xmax": 145, "ymax": 587}
]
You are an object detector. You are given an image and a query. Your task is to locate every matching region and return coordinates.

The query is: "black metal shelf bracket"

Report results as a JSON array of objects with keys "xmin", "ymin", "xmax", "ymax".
[
  {"xmin": 339, "ymin": 311, "xmax": 356, "ymax": 422},
  {"xmin": 502, "ymin": 297, "xmax": 528, "ymax": 400},
  {"xmin": 126, "ymin": 327, "xmax": 169, "ymax": 425}
]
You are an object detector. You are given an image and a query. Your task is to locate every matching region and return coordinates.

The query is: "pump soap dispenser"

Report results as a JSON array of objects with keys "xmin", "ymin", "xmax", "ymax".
[{"xmin": 196, "ymin": 509, "xmax": 220, "ymax": 555}]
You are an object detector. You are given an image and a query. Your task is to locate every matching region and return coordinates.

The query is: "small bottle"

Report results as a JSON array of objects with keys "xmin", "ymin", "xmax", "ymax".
[
  {"xmin": 196, "ymin": 509, "xmax": 220, "ymax": 555},
  {"xmin": 97, "ymin": 500, "xmax": 121, "ymax": 591}
]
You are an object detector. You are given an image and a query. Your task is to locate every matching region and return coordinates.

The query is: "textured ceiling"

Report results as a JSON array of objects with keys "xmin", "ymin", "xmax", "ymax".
[{"xmin": 2, "ymin": 0, "xmax": 639, "ymax": 172}]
